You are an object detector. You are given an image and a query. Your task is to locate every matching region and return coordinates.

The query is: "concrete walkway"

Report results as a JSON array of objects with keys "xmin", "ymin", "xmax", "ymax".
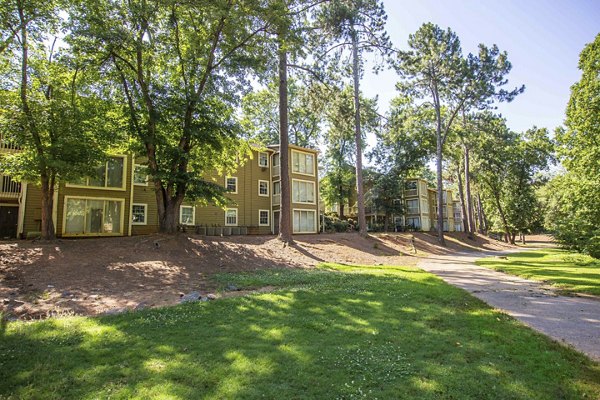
[{"xmin": 418, "ymin": 250, "xmax": 600, "ymax": 362}]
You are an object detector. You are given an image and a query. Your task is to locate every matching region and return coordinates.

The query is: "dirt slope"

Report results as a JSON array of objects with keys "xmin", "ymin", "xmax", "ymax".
[{"xmin": 0, "ymin": 232, "xmax": 514, "ymax": 319}]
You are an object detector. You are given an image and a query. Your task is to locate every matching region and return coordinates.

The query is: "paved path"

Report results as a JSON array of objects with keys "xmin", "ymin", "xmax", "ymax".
[{"xmin": 418, "ymin": 250, "xmax": 600, "ymax": 362}]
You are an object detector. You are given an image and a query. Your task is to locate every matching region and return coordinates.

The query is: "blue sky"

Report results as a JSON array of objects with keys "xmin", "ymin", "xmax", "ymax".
[{"xmin": 362, "ymin": 0, "xmax": 600, "ymax": 136}]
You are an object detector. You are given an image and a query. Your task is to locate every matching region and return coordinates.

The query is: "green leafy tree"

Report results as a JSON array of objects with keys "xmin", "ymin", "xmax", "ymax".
[
  {"xmin": 364, "ymin": 169, "xmax": 404, "ymax": 232},
  {"xmin": 547, "ymin": 33, "xmax": 600, "ymax": 257},
  {"xmin": 0, "ymin": 1, "xmax": 115, "ymax": 240},
  {"xmin": 396, "ymin": 23, "xmax": 522, "ymax": 245},
  {"xmin": 68, "ymin": 0, "xmax": 280, "ymax": 233}
]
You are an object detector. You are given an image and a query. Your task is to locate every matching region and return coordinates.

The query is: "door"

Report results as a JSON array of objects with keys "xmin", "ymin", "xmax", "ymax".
[
  {"xmin": 273, "ymin": 211, "xmax": 280, "ymax": 235},
  {"xmin": 0, "ymin": 206, "xmax": 19, "ymax": 239}
]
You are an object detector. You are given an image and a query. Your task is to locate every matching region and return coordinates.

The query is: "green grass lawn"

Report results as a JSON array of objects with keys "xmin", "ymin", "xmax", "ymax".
[
  {"xmin": 476, "ymin": 250, "xmax": 600, "ymax": 296},
  {"xmin": 1, "ymin": 264, "xmax": 598, "ymax": 399}
]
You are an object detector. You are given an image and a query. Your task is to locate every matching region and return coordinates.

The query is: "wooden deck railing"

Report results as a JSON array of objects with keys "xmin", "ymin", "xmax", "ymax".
[{"xmin": 0, "ymin": 175, "xmax": 21, "ymax": 198}]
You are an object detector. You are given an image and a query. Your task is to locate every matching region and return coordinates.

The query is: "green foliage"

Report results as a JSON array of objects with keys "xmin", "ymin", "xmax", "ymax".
[
  {"xmin": 240, "ymin": 78, "xmax": 324, "ymax": 147},
  {"xmin": 546, "ymin": 34, "xmax": 600, "ymax": 258},
  {"xmin": 2, "ymin": 264, "xmax": 599, "ymax": 399},
  {"xmin": 321, "ymin": 85, "xmax": 379, "ymax": 215}
]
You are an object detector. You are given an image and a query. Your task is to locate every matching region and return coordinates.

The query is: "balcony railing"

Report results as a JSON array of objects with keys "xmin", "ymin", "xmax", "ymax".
[
  {"xmin": 0, "ymin": 134, "xmax": 20, "ymax": 151},
  {"xmin": 0, "ymin": 175, "xmax": 21, "ymax": 198},
  {"xmin": 273, "ymin": 193, "xmax": 280, "ymax": 206},
  {"xmin": 272, "ymin": 165, "xmax": 280, "ymax": 177}
]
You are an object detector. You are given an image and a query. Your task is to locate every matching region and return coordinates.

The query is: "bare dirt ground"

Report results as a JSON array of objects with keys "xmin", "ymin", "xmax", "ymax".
[{"xmin": 0, "ymin": 232, "xmax": 515, "ymax": 320}]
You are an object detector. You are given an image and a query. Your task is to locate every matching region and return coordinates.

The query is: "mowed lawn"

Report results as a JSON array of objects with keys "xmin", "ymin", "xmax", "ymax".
[
  {"xmin": 476, "ymin": 250, "xmax": 600, "ymax": 296},
  {"xmin": 1, "ymin": 264, "xmax": 599, "ymax": 399}
]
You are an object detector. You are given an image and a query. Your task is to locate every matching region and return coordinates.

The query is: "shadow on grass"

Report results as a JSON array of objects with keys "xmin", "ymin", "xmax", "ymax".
[{"xmin": 1, "ymin": 267, "xmax": 598, "ymax": 399}]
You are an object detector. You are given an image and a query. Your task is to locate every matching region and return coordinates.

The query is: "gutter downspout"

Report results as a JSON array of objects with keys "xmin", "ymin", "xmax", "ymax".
[
  {"xmin": 17, "ymin": 182, "xmax": 28, "ymax": 238},
  {"xmin": 128, "ymin": 153, "xmax": 134, "ymax": 236}
]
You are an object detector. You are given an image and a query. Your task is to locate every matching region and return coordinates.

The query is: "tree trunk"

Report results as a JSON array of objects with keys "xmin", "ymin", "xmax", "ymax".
[
  {"xmin": 477, "ymin": 193, "xmax": 488, "ymax": 234},
  {"xmin": 352, "ymin": 31, "xmax": 367, "ymax": 237},
  {"xmin": 493, "ymin": 192, "xmax": 512, "ymax": 244},
  {"xmin": 435, "ymin": 111, "xmax": 446, "ymax": 245},
  {"xmin": 40, "ymin": 176, "xmax": 56, "ymax": 240},
  {"xmin": 464, "ymin": 146, "xmax": 476, "ymax": 237},
  {"xmin": 384, "ymin": 213, "xmax": 389, "ymax": 232},
  {"xmin": 157, "ymin": 193, "xmax": 183, "ymax": 234},
  {"xmin": 339, "ymin": 203, "xmax": 345, "ymax": 219},
  {"xmin": 277, "ymin": 40, "xmax": 293, "ymax": 244},
  {"xmin": 456, "ymin": 161, "xmax": 469, "ymax": 233}
]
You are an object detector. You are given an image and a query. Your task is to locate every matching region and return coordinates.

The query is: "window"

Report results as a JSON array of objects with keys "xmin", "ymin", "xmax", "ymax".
[
  {"xmin": 259, "ymin": 210, "xmax": 269, "ymax": 226},
  {"xmin": 273, "ymin": 181, "xmax": 281, "ymax": 195},
  {"xmin": 406, "ymin": 217, "xmax": 421, "ymax": 229},
  {"xmin": 406, "ymin": 199, "xmax": 419, "ymax": 214},
  {"xmin": 70, "ymin": 156, "xmax": 126, "ymax": 190},
  {"xmin": 226, "ymin": 177, "xmax": 238, "ymax": 193},
  {"xmin": 258, "ymin": 180, "xmax": 269, "ymax": 196},
  {"xmin": 258, "ymin": 152, "xmax": 269, "ymax": 168},
  {"xmin": 292, "ymin": 179, "xmax": 315, "ymax": 204},
  {"xmin": 293, "ymin": 209, "xmax": 316, "ymax": 233},
  {"xmin": 405, "ymin": 181, "xmax": 417, "ymax": 191},
  {"xmin": 225, "ymin": 208, "xmax": 238, "ymax": 226},
  {"xmin": 64, "ymin": 197, "xmax": 123, "ymax": 235},
  {"xmin": 180, "ymin": 206, "xmax": 195, "ymax": 225},
  {"xmin": 272, "ymin": 154, "xmax": 280, "ymax": 167},
  {"xmin": 132, "ymin": 203, "xmax": 147, "ymax": 225},
  {"xmin": 292, "ymin": 150, "xmax": 315, "ymax": 175},
  {"xmin": 133, "ymin": 164, "xmax": 148, "ymax": 186}
]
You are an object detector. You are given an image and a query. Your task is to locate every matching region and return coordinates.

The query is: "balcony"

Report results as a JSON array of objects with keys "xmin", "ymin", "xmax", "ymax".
[
  {"xmin": 273, "ymin": 193, "xmax": 280, "ymax": 206},
  {"xmin": 0, "ymin": 134, "xmax": 21, "ymax": 152},
  {"xmin": 0, "ymin": 175, "xmax": 21, "ymax": 199},
  {"xmin": 272, "ymin": 165, "xmax": 280, "ymax": 177}
]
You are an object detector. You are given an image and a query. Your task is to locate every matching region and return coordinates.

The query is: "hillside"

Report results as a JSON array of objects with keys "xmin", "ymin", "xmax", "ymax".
[{"xmin": 0, "ymin": 232, "xmax": 514, "ymax": 319}]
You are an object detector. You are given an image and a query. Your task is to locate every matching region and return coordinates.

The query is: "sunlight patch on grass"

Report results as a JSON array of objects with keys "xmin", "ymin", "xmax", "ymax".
[
  {"xmin": 476, "ymin": 250, "xmax": 600, "ymax": 295},
  {"xmin": 1, "ymin": 263, "xmax": 598, "ymax": 399}
]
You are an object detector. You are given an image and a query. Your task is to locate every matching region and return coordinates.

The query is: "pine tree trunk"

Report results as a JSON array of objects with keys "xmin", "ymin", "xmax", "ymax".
[
  {"xmin": 477, "ymin": 193, "xmax": 488, "ymax": 234},
  {"xmin": 277, "ymin": 40, "xmax": 293, "ymax": 244},
  {"xmin": 464, "ymin": 146, "xmax": 476, "ymax": 237},
  {"xmin": 456, "ymin": 161, "xmax": 469, "ymax": 233},
  {"xmin": 339, "ymin": 203, "xmax": 345, "ymax": 219},
  {"xmin": 352, "ymin": 31, "xmax": 367, "ymax": 237},
  {"xmin": 435, "ymin": 106, "xmax": 446, "ymax": 246}
]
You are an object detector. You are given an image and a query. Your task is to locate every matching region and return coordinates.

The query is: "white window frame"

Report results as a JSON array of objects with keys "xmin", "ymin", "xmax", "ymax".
[
  {"xmin": 258, "ymin": 209, "xmax": 270, "ymax": 226},
  {"xmin": 179, "ymin": 205, "xmax": 195, "ymax": 226},
  {"xmin": 291, "ymin": 149, "xmax": 315, "ymax": 176},
  {"xmin": 258, "ymin": 180, "xmax": 269, "ymax": 197},
  {"xmin": 292, "ymin": 178, "xmax": 316, "ymax": 204},
  {"xmin": 258, "ymin": 152, "xmax": 269, "ymax": 168},
  {"xmin": 62, "ymin": 196, "xmax": 126, "ymax": 237},
  {"xmin": 133, "ymin": 164, "xmax": 149, "ymax": 186},
  {"xmin": 66, "ymin": 155, "xmax": 127, "ymax": 191},
  {"xmin": 225, "ymin": 208, "xmax": 238, "ymax": 226},
  {"xmin": 292, "ymin": 209, "xmax": 317, "ymax": 233},
  {"xmin": 131, "ymin": 203, "xmax": 147, "ymax": 225},
  {"xmin": 406, "ymin": 199, "xmax": 419, "ymax": 214},
  {"xmin": 225, "ymin": 176, "xmax": 238, "ymax": 194},
  {"xmin": 273, "ymin": 180, "xmax": 281, "ymax": 195}
]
